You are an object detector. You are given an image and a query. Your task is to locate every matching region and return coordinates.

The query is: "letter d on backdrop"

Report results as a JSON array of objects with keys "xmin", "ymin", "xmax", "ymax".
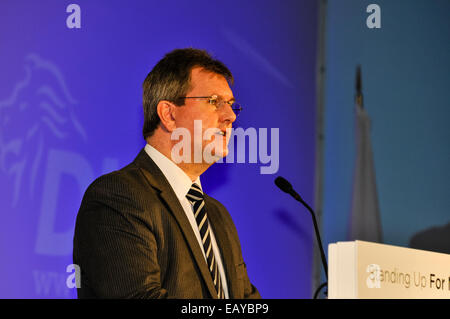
[{"xmin": 35, "ymin": 150, "xmax": 93, "ymax": 256}]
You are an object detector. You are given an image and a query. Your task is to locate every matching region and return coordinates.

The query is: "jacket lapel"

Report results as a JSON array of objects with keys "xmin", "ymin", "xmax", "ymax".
[
  {"xmin": 204, "ymin": 195, "xmax": 239, "ymax": 299},
  {"xmin": 132, "ymin": 149, "xmax": 218, "ymax": 298}
]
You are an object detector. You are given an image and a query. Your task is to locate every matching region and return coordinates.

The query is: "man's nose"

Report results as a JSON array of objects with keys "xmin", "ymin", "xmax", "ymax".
[{"xmin": 220, "ymin": 103, "xmax": 237, "ymax": 124}]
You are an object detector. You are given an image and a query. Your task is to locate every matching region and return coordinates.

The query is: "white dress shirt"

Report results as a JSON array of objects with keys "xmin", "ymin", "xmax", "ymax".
[{"xmin": 144, "ymin": 144, "xmax": 229, "ymax": 298}]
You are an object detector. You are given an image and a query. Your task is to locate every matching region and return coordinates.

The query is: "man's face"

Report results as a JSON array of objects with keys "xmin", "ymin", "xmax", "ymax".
[{"xmin": 173, "ymin": 67, "xmax": 236, "ymax": 162}]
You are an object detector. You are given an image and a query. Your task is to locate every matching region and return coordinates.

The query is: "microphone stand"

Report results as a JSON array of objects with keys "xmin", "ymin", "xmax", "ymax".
[
  {"xmin": 291, "ymin": 191, "xmax": 328, "ymax": 299},
  {"xmin": 291, "ymin": 193, "xmax": 328, "ymax": 280},
  {"xmin": 275, "ymin": 177, "xmax": 328, "ymax": 299}
]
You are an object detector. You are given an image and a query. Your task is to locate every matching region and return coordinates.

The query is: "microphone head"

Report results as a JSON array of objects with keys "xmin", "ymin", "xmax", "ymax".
[{"xmin": 274, "ymin": 176, "xmax": 293, "ymax": 194}]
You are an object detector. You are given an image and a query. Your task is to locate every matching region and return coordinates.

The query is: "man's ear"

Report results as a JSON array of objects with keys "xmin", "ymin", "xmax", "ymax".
[{"xmin": 156, "ymin": 100, "xmax": 177, "ymax": 132}]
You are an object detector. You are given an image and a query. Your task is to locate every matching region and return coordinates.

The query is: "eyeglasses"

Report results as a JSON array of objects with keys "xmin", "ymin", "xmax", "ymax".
[{"xmin": 177, "ymin": 95, "xmax": 242, "ymax": 117}]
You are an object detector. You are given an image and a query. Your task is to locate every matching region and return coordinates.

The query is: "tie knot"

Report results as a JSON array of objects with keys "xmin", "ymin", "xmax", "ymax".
[{"xmin": 186, "ymin": 183, "xmax": 204, "ymax": 203}]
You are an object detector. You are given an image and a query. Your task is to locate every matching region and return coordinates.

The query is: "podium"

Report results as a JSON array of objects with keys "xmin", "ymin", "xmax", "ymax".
[{"xmin": 328, "ymin": 241, "xmax": 450, "ymax": 298}]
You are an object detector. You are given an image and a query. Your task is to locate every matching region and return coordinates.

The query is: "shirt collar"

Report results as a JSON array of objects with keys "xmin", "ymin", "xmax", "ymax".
[{"xmin": 144, "ymin": 144, "xmax": 202, "ymax": 200}]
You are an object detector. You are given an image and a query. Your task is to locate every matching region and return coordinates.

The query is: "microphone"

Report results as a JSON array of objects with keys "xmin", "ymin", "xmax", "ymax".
[{"xmin": 274, "ymin": 176, "xmax": 328, "ymax": 281}]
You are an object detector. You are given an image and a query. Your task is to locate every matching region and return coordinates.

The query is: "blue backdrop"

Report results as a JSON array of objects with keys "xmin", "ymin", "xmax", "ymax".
[
  {"xmin": 0, "ymin": 0, "xmax": 318, "ymax": 298},
  {"xmin": 322, "ymin": 0, "xmax": 450, "ymax": 257}
]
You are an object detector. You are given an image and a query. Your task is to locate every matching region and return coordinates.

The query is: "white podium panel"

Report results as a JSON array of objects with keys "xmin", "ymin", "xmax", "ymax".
[{"xmin": 328, "ymin": 241, "xmax": 450, "ymax": 299}]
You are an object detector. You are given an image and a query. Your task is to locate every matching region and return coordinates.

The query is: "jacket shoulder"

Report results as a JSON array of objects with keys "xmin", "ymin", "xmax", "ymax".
[
  {"xmin": 78, "ymin": 160, "xmax": 160, "ymax": 219},
  {"xmin": 87, "ymin": 162, "xmax": 140, "ymax": 189}
]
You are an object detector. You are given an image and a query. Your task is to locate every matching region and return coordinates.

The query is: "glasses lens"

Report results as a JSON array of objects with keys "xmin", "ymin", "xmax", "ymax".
[{"xmin": 231, "ymin": 103, "xmax": 242, "ymax": 116}]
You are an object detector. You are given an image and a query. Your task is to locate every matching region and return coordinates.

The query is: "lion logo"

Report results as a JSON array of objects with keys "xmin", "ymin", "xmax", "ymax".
[{"xmin": 0, "ymin": 53, "xmax": 86, "ymax": 207}]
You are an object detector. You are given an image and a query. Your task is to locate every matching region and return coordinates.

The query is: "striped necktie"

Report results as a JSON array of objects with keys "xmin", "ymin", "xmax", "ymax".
[{"xmin": 186, "ymin": 183, "xmax": 225, "ymax": 299}]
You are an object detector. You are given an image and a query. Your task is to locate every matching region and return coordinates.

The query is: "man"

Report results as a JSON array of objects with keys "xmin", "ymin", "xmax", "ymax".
[{"xmin": 73, "ymin": 48, "xmax": 260, "ymax": 299}]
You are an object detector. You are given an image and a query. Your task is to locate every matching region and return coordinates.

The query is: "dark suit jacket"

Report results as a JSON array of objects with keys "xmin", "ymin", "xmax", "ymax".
[{"xmin": 73, "ymin": 148, "xmax": 260, "ymax": 299}]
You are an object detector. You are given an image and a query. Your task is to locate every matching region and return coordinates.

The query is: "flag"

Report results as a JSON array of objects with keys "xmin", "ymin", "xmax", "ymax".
[{"xmin": 348, "ymin": 99, "xmax": 383, "ymax": 243}]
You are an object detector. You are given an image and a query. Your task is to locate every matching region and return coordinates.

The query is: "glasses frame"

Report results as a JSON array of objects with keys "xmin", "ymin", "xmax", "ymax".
[{"xmin": 177, "ymin": 94, "xmax": 242, "ymax": 116}]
